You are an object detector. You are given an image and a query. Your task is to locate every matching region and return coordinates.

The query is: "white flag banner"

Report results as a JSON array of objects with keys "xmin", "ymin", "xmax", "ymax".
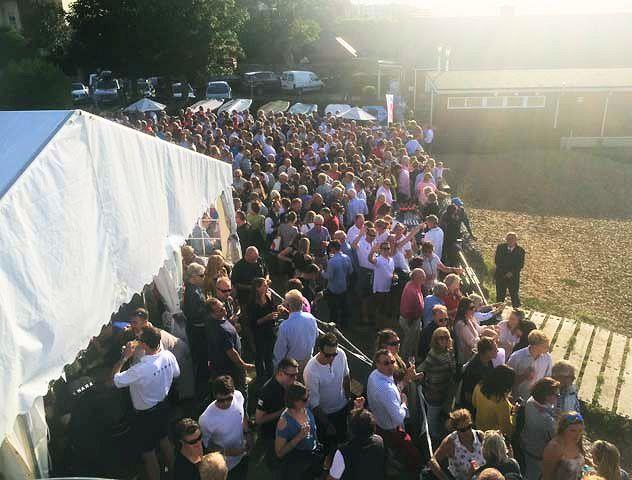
[{"xmin": 386, "ymin": 94, "xmax": 394, "ymax": 124}]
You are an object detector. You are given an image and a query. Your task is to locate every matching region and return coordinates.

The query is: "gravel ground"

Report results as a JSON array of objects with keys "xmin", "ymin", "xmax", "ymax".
[{"xmin": 469, "ymin": 207, "xmax": 632, "ymax": 336}]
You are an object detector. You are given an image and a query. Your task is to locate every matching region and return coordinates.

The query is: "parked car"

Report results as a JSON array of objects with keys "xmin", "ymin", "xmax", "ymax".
[
  {"xmin": 206, "ymin": 81, "xmax": 232, "ymax": 100},
  {"xmin": 280, "ymin": 70, "xmax": 324, "ymax": 93},
  {"xmin": 71, "ymin": 82, "xmax": 90, "ymax": 103},
  {"xmin": 172, "ymin": 82, "xmax": 196, "ymax": 102},
  {"xmin": 136, "ymin": 78, "xmax": 155, "ymax": 98},
  {"xmin": 241, "ymin": 71, "xmax": 281, "ymax": 95},
  {"xmin": 92, "ymin": 72, "xmax": 121, "ymax": 105}
]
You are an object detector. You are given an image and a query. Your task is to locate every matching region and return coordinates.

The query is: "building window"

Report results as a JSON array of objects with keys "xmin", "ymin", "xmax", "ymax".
[
  {"xmin": 447, "ymin": 97, "xmax": 466, "ymax": 109},
  {"xmin": 447, "ymin": 95, "xmax": 546, "ymax": 110},
  {"xmin": 506, "ymin": 96, "xmax": 524, "ymax": 108},
  {"xmin": 485, "ymin": 96, "xmax": 504, "ymax": 108}
]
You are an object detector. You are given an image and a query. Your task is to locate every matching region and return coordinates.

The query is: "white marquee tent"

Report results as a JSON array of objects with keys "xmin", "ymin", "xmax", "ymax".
[
  {"xmin": 123, "ymin": 97, "xmax": 167, "ymax": 112},
  {"xmin": 0, "ymin": 110, "xmax": 237, "ymax": 479}
]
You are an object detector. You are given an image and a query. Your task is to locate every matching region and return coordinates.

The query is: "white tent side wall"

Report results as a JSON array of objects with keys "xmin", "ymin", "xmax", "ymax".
[{"xmin": 0, "ymin": 110, "xmax": 234, "ymax": 476}]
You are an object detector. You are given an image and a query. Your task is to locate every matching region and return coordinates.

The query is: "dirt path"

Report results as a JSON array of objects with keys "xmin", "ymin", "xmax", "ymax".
[{"xmin": 469, "ymin": 208, "xmax": 632, "ymax": 336}]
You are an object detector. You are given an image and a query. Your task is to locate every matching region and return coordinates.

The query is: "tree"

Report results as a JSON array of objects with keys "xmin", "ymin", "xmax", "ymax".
[
  {"xmin": 239, "ymin": 0, "xmax": 327, "ymax": 65},
  {"xmin": 0, "ymin": 26, "xmax": 30, "ymax": 69},
  {"xmin": 20, "ymin": 1, "xmax": 71, "ymax": 64},
  {"xmin": 67, "ymin": 0, "xmax": 247, "ymax": 83},
  {"xmin": 0, "ymin": 58, "xmax": 71, "ymax": 110}
]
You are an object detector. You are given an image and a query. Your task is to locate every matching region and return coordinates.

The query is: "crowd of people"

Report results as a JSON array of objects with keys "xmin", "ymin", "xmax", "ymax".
[{"xmin": 104, "ymin": 106, "xmax": 629, "ymax": 480}]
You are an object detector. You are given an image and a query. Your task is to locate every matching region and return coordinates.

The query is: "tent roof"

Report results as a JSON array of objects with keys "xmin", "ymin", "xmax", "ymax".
[
  {"xmin": 0, "ymin": 111, "xmax": 73, "ymax": 198},
  {"xmin": 339, "ymin": 107, "xmax": 376, "ymax": 121},
  {"xmin": 427, "ymin": 68, "xmax": 632, "ymax": 93},
  {"xmin": 0, "ymin": 110, "xmax": 233, "ymax": 442},
  {"xmin": 124, "ymin": 98, "xmax": 166, "ymax": 112}
]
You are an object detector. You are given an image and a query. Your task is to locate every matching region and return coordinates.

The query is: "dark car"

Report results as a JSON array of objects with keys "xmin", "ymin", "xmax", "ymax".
[{"xmin": 241, "ymin": 71, "xmax": 281, "ymax": 95}]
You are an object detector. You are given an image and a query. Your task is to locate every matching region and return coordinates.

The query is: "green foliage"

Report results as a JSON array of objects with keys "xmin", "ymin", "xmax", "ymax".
[
  {"xmin": 361, "ymin": 85, "xmax": 377, "ymax": 98},
  {"xmin": 0, "ymin": 27, "xmax": 30, "ymax": 69},
  {"xmin": 20, "ymin": 1, "xmax": 70, "ymax": 62},
  {"xmin": 67, "ymin": 0, "xmax": 247, "ymax": 83},
  {"xmin": 0, "ymin": 58, "xmax": 71, "ymax": 110},
  {"xmin": 239, "ymin": 0, "xmax": 325, "ymax": 64}
]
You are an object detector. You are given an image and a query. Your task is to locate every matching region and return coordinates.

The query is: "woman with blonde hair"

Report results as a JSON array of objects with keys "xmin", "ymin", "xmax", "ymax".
[
  {"xmin": 429, "ymin": 409, "xmax": 485, "ymax": 480},
  {"xmin": 419, "ymin": 327, "xmax": 457, "ymax": 444},
  {"xmin": 591, "ymin": 440, "xmax": 629, "ymax": 480},
  {"xmin": 204, "ymin": 254, "xmax": 229, "ymax": 296},
  {"xmin": 473, "ymin": 430, "xmax": 522, "ymax": 477},
  {"xmin": 541, "ymin": 411, "xmax": 585, "ymax": 480}
]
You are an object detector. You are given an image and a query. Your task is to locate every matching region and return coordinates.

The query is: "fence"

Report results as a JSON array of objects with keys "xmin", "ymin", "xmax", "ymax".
[{"xmin": 560, "ymin": 136, "xmax": 632, "ymax": 149}]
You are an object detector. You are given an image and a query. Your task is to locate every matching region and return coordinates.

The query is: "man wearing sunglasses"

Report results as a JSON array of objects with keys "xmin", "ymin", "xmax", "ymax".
[
  {"xmin": 304, "ymin": 333, "xmax": 352, "ymax": 459},
  {"xmin": 174, "ymin": 418, "xmax": 204, "ymax": 480},
  {"xmin": 255, "ymin": 357, "xmax": 300, "ymax": 468},
  {"xmin": 199, "ymin": 375, "xmax": 250, "ymax": 477},
  {"xmin": 367, "ymin": 349, "xmax": 421, "ymax": 474},
  {"xmin": 215, "ymin": 277, "xmax": 240, "ymax": 327}
]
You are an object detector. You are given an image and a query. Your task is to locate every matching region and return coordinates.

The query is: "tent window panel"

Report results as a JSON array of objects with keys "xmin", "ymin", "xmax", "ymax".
[{"xmin": 447, "ymin": 97, "xmax": 467, "ymax": 109}]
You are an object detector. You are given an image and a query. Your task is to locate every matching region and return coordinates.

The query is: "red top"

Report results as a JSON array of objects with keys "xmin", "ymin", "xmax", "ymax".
[
  {"xmin": 399, "ymin": 281, "xmax": 424, "ymax": 321},
  {"xmin": 445, "ymin": 290, "xmax": 462, "ymax": 321}
]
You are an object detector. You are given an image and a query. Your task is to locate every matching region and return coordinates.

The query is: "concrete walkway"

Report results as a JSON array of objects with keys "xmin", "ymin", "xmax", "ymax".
[{"xmin": 505, "ymin": 309, "xmax": 632, "ymax": 418}]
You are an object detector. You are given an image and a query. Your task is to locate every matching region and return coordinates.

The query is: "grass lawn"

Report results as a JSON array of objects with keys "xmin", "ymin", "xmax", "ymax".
[{"xmin": 442, "ymin": 148, "xmax": 632, "ymax": 336}]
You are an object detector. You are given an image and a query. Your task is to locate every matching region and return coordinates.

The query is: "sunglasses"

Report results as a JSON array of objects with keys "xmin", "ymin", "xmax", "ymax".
[
  {"xmin": 183, "ymin": 433, "xmax": 202, "ymax": 445},
  {"xmin": 323, "ymin": 352, "xmax": 338, "ymax": 358},
  {"xmin": 218, "ymin": 288, "xmax": 232, "ymax": 293},
  {"xmin": 386, "ymin": 340, "xmax": 401, "ymax": 347},
  {"xmin": 381, "ymin": 359, "xmax": 396, "ymax": 366},
  {"xmin": 437, "ymin": 317, "xmax": 449, "ymax": 322}
]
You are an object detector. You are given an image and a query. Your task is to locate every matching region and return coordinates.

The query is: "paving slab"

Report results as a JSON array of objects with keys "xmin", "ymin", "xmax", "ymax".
[
  {"xmin": 598, "ymin": 332, "xmax": 627, "ymax": 411},
  {"xmin": 616, "ymin": 340, "xmax": 632, "ymax": 418},
  {"xmin": 551, "ymin": 319, "xmax": 577, "ymax": 360},
  {"xmin": 579, "ymin": 327, "xmax": 611, "ymax": 404}
]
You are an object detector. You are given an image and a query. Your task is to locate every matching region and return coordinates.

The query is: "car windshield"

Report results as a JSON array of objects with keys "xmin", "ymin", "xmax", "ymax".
[
  {"xmin": 96, "ymin": 79, "xmax": 117, "ymax": 89},
  {"xmin": 207, "ymin": 84, "xmax": 228, "ymax": 94}
]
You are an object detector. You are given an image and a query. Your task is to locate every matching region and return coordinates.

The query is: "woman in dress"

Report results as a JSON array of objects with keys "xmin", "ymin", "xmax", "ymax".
[
  {"xmin": 247, "ymin": 277, "xmax": 277, "ymax": 382},
  {"xmin": 419, "ymin": 327, "xmax": 457, "ymax": 444},
  {"xmin": 541, "ymin": 411, "xmax": 586, "ymax": 480},
  {"xmin": 497, "ymin": 309, "xmax": 524, "ymax": 356},
  {"xmin": 275, "ymin": 382, "xmax": 322, "ymax": 480},
  {"xmin": 454, "ymin": 297, "xmax": 482, "ymax": 365},
  {"xmin": 591, "ymin": 440, "xmax": 630, "ymax": 480},
  {"xmin": 429, "ymin": 409, "xmax": 486, "ymax": 480}
]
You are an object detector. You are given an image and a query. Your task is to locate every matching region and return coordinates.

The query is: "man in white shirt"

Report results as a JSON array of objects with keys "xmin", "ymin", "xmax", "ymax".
[
  {"xmin": 199, "ymin": 375, "xmax": 251, "ymax": 474},
  {"xmin": 346, "ymin": 214, "xmax": 364, "ymax": 245},
  {"xmin": 507, "ymin": 329, "xmax": 552, "ymax": 401},
  {"xmin": 272, "ymin": 290, "xmax": 318, "ymax": 370},
  {"xmin": 351, "ymin": 227, "xmax": 376, "ymax": 324},
  {"xmin": 369, "ymin": 241, "xmax": 395, "ymax": 329},
  {"xmin": 367, "ymin": 349, "xmax": 421, "ymax": 474},
  {"xmin": 113, "ymin": 325, "xmax": 180, "ymax": 480},
  {"xmin": 303, "ymin": 333, "xmax": 351, "ymax": 455},
  {"xmin": 423, "ymin": 215, "xmax": 444, "ymax": 260}
]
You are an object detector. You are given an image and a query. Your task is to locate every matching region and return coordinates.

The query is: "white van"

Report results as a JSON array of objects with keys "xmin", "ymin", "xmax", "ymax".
[{"xmin": 281, "ymin": 71, "xmax": 324, "ymax": 93}]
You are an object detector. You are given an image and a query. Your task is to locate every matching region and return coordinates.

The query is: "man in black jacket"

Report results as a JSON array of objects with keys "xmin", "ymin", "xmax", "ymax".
[{"xmin": 494, "ymin": 232, "xmax": 526, "ymax": 307}]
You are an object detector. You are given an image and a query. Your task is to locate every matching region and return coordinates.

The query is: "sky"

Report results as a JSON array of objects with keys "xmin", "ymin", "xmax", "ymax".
[{"xmin": 355, "ymin": 0, "xmax": 632, "ymax": 16}]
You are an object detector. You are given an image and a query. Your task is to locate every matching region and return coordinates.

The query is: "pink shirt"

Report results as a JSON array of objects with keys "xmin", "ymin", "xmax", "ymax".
[
  {"xmin": 399, "ymin": 281, "xmax": 424, "ymax": 321},
  {"xmin": 416, "ymin": 181, "xmax": 436, "ymax": 204}
]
